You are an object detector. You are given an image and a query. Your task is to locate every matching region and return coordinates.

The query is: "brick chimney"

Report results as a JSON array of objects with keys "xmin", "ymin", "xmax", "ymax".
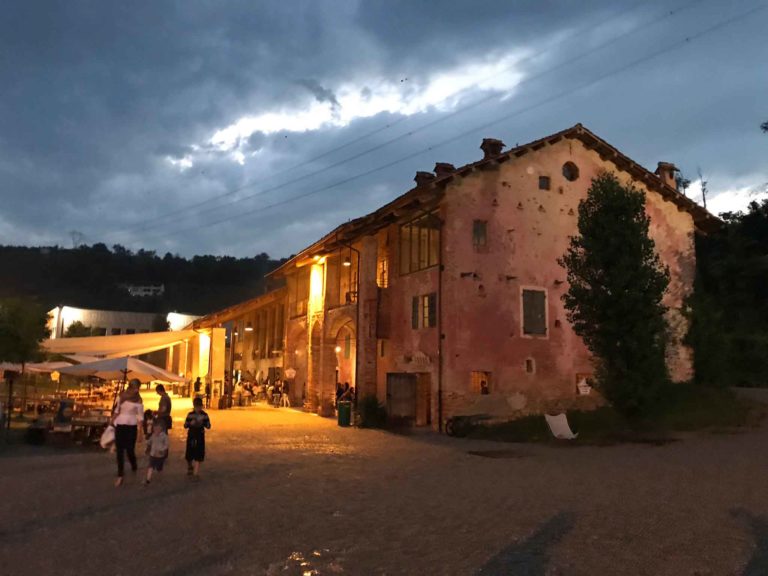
[
  {"xmin": 655, "ymin": 161, "xmax": 677, "ymax": 189},
  {"xmin": 480, "ymin": 138, "xmax": 505, "ymax": 159},
  {"xmin": 414, "ymin": 171, "xmax": 435, "ymax": 187},
  {"xmin": 433, "ymin": 162, "xmax": 455, "ymax": 177}
]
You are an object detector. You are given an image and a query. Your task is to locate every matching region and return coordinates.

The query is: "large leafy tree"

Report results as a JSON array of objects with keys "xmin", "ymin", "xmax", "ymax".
[
  {"xmin": 0, "ymin": 299, "xmax": 50, "ymax": 373},
  {"xmin": 559, "ymin": 172, "xmax": 671, "ymax": 418},
  {"xmin": 689, "ymin": 200, "xmax": 768, "ymax": 386}
]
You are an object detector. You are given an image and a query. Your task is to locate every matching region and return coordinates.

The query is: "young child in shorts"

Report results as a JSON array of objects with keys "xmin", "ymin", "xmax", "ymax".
[
  {"xmin": 184, "ymin": 397, "xmax": 211, "ymax": 479},
  {"xmin": 144, "ymin": 418, "xmax": 169, "ymax": 485}
]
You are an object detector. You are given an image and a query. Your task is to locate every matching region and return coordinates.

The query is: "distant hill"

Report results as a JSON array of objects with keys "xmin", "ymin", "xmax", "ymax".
[{"xmin": 0, "ymin": 244, "xmax": 286, "ymax": 315}]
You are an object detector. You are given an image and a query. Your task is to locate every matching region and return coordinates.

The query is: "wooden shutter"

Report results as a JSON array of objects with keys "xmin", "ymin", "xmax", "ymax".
[
  {"xmin": 412, "ymin": 296, "xmax": 419, "ymax": 329},
  {"xmin": 522, "ymin": 289, "xmax": 546, "ymax": 335},
  {"xmin": 427, "ymin": 293, "xmax": 437, "ymax": 327}
]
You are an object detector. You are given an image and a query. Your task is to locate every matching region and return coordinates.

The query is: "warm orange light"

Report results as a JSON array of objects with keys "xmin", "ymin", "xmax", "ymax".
[
  {"xmin": 343, "ymin": 256, "xmax": 351, "ymax": 267},
  {"xmin": 244, "ymin": 322, "xmax": 253, "ymax": 332},
  {"xmin": 335, "ymin": 345, "xmax": 342, "ymax": 353}
]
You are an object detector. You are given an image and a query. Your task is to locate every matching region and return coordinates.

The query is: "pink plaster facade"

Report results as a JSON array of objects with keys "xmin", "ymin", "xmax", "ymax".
[{"xmin": 200, "ymin": 125, "xmax": 715, "ymax": 429}]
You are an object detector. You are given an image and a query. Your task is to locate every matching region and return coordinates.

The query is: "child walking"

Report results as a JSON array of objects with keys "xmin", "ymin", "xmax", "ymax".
[
  {"xmin": 144, "ymin": 418, "xmax": 169, "ymax": 485},
  {"xmin": 184, "ymin": 397, "xmax": 211, "ymax": 479}
]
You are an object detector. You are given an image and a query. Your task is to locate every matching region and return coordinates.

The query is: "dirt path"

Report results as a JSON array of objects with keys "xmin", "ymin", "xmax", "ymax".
[{"xmin": 2, "ymin": 403, "xmax": 767, "ymax": 575}]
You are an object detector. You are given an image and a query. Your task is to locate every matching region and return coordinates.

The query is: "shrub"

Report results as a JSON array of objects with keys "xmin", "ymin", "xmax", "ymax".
[{"xmin": 358, "ymin": 394, "xmax": 387, "ymax": 428}]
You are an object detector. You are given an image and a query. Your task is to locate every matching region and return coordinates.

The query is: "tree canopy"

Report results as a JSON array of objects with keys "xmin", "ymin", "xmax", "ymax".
[
  {"xmin": 0, "ymin": 299, "xmax": 50, "ymax": 371},
  {"xmin": 0, "ymin": 244, "xmax": 286, "ymax": 316},
  {"xmin": 688, "ymin": 199, "xmax": 768, "ymax": 386},
  {"xmin": 559, "ymin": 172, "xmax": 670, "ymax": 418}
]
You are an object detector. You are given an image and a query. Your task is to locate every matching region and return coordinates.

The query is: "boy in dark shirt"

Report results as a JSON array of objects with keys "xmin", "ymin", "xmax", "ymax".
[{"xmin": 184, "ymin": 397, "xmax": 211, "ymax": 479}]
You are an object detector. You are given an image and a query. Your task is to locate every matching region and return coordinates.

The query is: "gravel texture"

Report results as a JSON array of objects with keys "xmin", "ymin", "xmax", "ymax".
[{"xmin": 1, "ymin": 401, "xmax": 767, "ymax": 575}]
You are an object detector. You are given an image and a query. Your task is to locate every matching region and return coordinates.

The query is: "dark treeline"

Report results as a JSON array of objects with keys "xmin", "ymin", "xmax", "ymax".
[
  {"xmin": 0, "ymin": 243, "xmax": 286, "ymax": 315},
  {"xmin": 688, "ymin": 200, "xmax": 768, "ymax": 387}
]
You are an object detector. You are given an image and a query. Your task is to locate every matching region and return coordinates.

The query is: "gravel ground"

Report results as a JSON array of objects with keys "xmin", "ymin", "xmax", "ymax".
[{"xmin": 2, "ymin": 400, "xmax": 768, "ymax": 576}]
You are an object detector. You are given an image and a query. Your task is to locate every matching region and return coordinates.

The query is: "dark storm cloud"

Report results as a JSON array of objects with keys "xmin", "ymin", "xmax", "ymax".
[
  {"xmin": 0, "ymin": 0, "xmax": 766, "ymax": 257},
  {"xmin": 297, "ymin": 79, "xmax": 341, "ymax": 112}
]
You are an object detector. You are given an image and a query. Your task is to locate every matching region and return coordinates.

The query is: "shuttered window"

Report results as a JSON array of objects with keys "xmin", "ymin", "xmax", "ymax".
[
  {"xmin": 412, "ymin": 292, "xmax": 437, "ymax": 329},
  {"xmin": 472, "ymin": 220, "xmax": 487, "ymax": 250},
  {"xmin": 522, "ymin": 289, "xmax": 547, "ymax": 336}
]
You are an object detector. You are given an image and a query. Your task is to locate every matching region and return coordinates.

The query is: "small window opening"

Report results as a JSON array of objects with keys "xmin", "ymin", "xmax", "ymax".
[
  {"xmin": 562, "ymin": 162, "xmax": 579, "ymax": 182},
  {"xmin": 539, "ymin": 175, "xmax": 551, "ymax": 190},
  {"xmin": 471, "ymin": 371, "xmax": 492, "ymax": 394},
  {"xmin": 525, "ymin": 358, "xmax": 535, "ymax": 374}
]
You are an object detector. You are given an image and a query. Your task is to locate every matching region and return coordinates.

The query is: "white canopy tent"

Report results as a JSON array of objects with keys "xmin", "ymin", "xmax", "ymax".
[
  {"xmin": 43, "ymin": 329, "xmax": 197, "ymax": 358},
  {"xmin": 58, "ymin": 356, "xmax": 185, "ymax": 383}
]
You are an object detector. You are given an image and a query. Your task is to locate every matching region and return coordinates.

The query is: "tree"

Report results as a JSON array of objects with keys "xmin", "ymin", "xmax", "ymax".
[
  {"xmin": 559, "ymin": 172, "xmax": 671, "ymax": 418},
  {"xmin": 0, "ymin": 299, "xmax": 50, "ymax": 373},
  {"xmin": 152, "ymin": 314, "xmax": 170, "ymax": 332},
  {"xmin": 761, "ymin": 121, "xmax": 768, "ymax": 133},
  {"xmin": 64, "ymin": 320, "xmax": 92, "ymax": 338}
]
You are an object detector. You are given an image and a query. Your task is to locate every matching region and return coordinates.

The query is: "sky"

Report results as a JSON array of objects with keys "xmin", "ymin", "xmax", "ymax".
[{"xmin": 1, "ymin": 0, "xmax": 766, "ymax": 259}]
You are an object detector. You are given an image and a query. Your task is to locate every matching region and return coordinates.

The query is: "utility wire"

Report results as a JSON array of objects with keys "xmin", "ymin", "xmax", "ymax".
[
  {"xmin": 124, "ymin": 2, "xmax": 765, "ymax": 247},
  {"xmin": 105, "ymin": 0, "xmax": 658, "ymax": 237}
]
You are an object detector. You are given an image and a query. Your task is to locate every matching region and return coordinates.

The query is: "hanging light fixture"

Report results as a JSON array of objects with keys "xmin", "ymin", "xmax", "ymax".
[
  {"xmin": 245, "ymin": 322, "xmax": 254, "ymax": 332},
  {"xmin": 343, "ymin": 255, "xmax": 352, "ymax": 267}
]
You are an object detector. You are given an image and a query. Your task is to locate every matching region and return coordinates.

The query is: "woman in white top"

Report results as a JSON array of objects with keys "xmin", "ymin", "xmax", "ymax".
[{"xmin": 112, "ymin": 379, "xmax": 144, "ymax": 487}]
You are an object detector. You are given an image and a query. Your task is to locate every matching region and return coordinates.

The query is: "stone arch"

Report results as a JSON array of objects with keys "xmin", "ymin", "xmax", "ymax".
[
  {"xmin": 285, "ymin": 322, "xmax": 308, "ymax": 406},
  {"xmin": 331, "ymin": 320, "xmax": 356, "ymax": 393}
]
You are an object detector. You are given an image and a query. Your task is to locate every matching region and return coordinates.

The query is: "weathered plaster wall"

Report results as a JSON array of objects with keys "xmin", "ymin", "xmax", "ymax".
[{"xmin": 438, "ymin": 138, "xmax": 695, "ymax": 422}]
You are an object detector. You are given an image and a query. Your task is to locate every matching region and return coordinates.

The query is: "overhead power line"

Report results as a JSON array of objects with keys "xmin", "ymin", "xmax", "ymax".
[
  {"xmin": 105, "ymin": 0, "xmax": 667, "ymax": 238},
  {"xmin": 122, "ymin": 2, "xmax": 765, "ymax": 247}
]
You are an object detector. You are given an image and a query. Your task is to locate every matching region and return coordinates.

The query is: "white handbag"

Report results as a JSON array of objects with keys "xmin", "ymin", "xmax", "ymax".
[{"xmin": 100, "ymin": 424, "xmax": 115, "ymax": 449}]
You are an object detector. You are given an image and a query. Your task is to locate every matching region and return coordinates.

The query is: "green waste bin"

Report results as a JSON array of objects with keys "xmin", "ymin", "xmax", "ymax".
[{"xmin": 337, "ymin": 401, "xmax": 352, "ymax": 427}]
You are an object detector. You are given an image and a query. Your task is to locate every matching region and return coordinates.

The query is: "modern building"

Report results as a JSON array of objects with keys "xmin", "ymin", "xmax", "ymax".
[
  {"xmin": 194, "ymin": 124, "xmax": 718, "ymax": 428},
  {"xmin": 48, "ymin": 306, "xmax": 198, "ymax": 339}
]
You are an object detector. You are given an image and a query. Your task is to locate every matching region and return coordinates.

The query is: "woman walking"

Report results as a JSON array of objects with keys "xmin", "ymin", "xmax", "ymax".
[{"xmin": 112, "ymin": 378, "xmax": 144, "ymax": 487}]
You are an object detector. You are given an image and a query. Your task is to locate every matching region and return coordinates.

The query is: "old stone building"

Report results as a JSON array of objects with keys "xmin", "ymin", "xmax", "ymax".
[{"xmin": 197, "ymin": 124, "xmax": 718, "ymax": 428}]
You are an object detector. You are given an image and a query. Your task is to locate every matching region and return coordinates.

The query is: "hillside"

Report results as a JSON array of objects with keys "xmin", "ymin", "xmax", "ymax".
[{"xmin": 0, "ymin": 244, "xmax": 286, "ymax": 316}]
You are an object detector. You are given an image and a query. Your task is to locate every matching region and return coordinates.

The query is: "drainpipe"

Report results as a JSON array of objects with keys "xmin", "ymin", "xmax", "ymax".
[
  {"xmin": 437, "ymin": 230, "xmax": 444, "ymax": 433},
  {"xmin": 341, "ymin": 242, "xmax": 362, "ymax": 417}
]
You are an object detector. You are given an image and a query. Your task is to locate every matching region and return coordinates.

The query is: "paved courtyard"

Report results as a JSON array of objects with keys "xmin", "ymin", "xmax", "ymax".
[{"xmin": 2, "ymin": 402, "xmax": 768, "ymax": 575}]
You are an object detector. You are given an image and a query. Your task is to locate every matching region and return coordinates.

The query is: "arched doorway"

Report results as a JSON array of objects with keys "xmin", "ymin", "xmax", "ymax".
[{"xmin": 333, "ymin": 321, "xmax": 356, "ymax": 395}]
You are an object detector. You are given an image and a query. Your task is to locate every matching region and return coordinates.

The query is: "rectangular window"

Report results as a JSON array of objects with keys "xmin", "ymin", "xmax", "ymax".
[
  {"xmin": 125, "ymin": 328, "xmax": 136, "ymax": 335},
  {"xmin": 522, "ymin": 289, "xmax": 547, "ymax": 336},
  {"xmin": 378, "ymin": 339, "xmax": 386, "ymax": 357},
  {"xmin": 471, "ymin": 371, "xmax": 492, "ymax": 394},
  {"xmin": 110, "ymin": 328, "xmax": 121, "ymax": 336},
  {"xmin": 400, "ymin": 212, "xmax": 440, "ymax": 274},
  {"xmin": 412, "ymin": 293, "xmax": 437, "ymax": 329},
  {"xmin": 377, "ymin": 257, "xmax": 389, "ymax": 288},
  {"xmin": 539, "ymin": 175, "xmax": 551, "ymax": 190},
  {"xmin": 472, "ymin": 220, "xmax": 488, "ymax": 250},
  {"xmin": 92, "ymin": 327, "xmax": 107, "ymax": 336}
]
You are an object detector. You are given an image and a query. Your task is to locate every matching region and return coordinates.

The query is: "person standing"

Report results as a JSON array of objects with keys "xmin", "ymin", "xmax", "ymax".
[
  {"xmin": 193, "ymin": 377, "xmax": 202, "ymax": 398},
  {"xmin": 184, "ymin": 397, "xmax": 211, "ymax": 479},
  {"xmin": 204, "ymin": 381, "xmax": 211, "ymax": 409},
  {"xmin": 155, "ymin": 384, "xmax": 173, "ymax": 430},
  {"xmin": 280, "ymin": 380, "xmax": 291, "ymax": 407},
  {"xmin": 112, "ymin": 379, "xmax": 144, "ymax": 487},
  {"xmin": 143, "ymin": 419, "xmax": 169, "ymax": 485}
]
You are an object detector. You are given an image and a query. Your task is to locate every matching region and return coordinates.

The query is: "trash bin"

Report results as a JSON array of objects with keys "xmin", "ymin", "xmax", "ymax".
[{"xmin": 337, "ymin": 401, "xmax": 352, "ymax": 427}]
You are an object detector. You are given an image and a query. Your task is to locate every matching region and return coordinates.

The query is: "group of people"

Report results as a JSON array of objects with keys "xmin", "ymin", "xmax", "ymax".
[
  {"xmin": 109, "ymin": 379, "xmax": 211, "ymax": 487},
  {"xmin": 232, "ymin": 378, "xmax": 291, "ymax": 407},
  {"xmin": 335, "ymin": 381, "xmax": 355, "ymax": 405}
]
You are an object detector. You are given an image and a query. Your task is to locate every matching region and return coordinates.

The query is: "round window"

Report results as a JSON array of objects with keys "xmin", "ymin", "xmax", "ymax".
[{"xmin": 562, "ymin": 161, "xmax": 579, "ymax": 182}]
